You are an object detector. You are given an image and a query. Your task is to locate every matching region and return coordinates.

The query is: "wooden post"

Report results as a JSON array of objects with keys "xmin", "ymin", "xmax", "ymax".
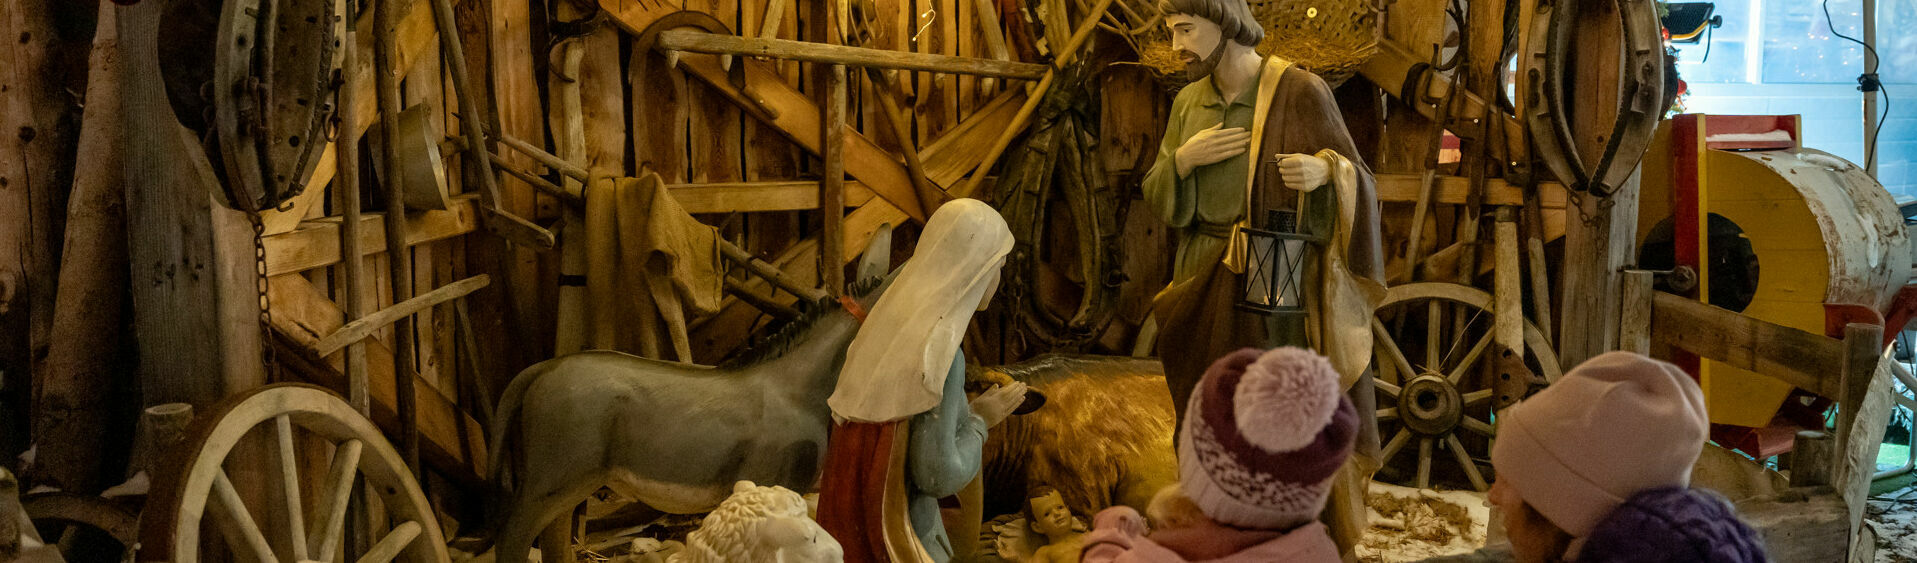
[
  {"xmin": 129, "ymin": 403, "xmax": 195, "ymax": 478},
  {"xmin": 1789, "ymin": 430, "xmax": 1834, "ymax": 488},
  {"xmin": 549, "ymin": 28, "xmax": 588, "ymax": 357},
  {"xmin": 822, "ymin": 65, "xmax": 849, "ymax": 296},
  {"xmin": 336, "ymin": 1, "xmax": 373, "ymax": 418},
  {"xmin": 1618, "ymin": 270, "xmax": 1653, "ymax": 354},
  {"xmin": 33, "ymin": 7, "xmax": 126, "ymax": 494},
  {"xmin": 3, "ymin": 0, "xmax": 83, "ymax": 459},
  {"xmin": 1833, "ymin": 322, "xmax": 1882, "ymax": 487},
  {"xmin": 375, "ymin": 0, "xmax": 420, "ymax": 473},
  {"xmin": 1493, "ymin": 207, "xmax": 1523, "ymax": 356},
  {"xmin": 1557, "ymin": 0, "xmax": 1641, "ymax": 369},
  {"xmin": 117, "ymin": 0, "xmax": 266, "ymax": 407}
]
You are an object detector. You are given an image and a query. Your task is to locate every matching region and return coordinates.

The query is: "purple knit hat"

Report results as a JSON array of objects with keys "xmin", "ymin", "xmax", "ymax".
[
  {"xmin": 1179, "ymin": 347, "xmax": 1356, "ymax": 530},
  {"xmin": 1577, "ymin": 487, "xmax": 1767, "ymax": 563}
]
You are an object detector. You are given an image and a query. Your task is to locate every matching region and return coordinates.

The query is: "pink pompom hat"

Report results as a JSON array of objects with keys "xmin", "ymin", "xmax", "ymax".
[{"xmin": 1178, "ymin": 347, "xmax": 1357, "ymax": 530}]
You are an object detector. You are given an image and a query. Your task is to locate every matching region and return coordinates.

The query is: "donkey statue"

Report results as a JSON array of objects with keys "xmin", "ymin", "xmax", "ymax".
[{"xmin": 489, "ymin": 228, "xmax": 895, "ymax": 563}]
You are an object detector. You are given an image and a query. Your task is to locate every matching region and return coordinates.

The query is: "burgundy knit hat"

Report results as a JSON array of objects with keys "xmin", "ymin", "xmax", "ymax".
[{"xmin": 1178, "ymin": 347, "xmax": 1356, "ymax": 530}]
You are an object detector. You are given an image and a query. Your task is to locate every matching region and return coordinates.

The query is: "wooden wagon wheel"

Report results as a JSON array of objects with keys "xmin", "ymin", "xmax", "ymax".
[
  {"xmin": 139, "ymin": 384, "xmax": 449, "ymax": 563},
  {"xmin": 23, "ymin": 493, "xmax": 142, "ymax": 560},
  {"xmin": 1370, "ymin": 283, "xmax": 1561, "ymax": 491}
]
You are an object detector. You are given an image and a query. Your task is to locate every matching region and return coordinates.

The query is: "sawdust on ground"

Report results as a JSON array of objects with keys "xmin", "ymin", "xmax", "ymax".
[
  {"xmin": 1358, "ymin": 482, "xmax": 1491, "ymax": 563},
  {"xmin": 1868, "ymin": 484, "xmax": 1917, "ymax": 563}
]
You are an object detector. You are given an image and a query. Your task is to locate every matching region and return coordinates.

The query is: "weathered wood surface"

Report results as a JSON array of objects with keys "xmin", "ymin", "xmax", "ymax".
[
  {"xmin": 1649, "ymin": 291, "xmax": 1843, "ymax": 398},
  {"xmin": 1736, "ymin": 489, "xmax": 1849, "ymax": 563},
  {"xmin": 264, "ymin": 196, "xmax": 479, "ymax": 277},
  {"xmin": 34, "ymin": 6, "xmax": 126, "ymax": 494},
  {"xmin": 118, "ymin": 0, "xmax": 265, "ymax": 406}
]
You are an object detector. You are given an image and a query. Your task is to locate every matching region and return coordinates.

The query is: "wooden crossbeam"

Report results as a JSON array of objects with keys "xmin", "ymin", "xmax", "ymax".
[
  {"xmin": 263, "ymin": 196, "xmax": 480, "ymax": 277},
  {"xmin": 311, "ymin": 275, "xmax": 491, "ymax": 357},
  {"xmin": 670, "ymin": 181, "xmax": 876, "ymax": 213},
  {"xmin": 1374, "ymin": 174, "xmax": 1568, "ymax": 208},
  {"xmin": 1650, "ymin": 291, "xmax": 1844, "ymax": 398},
  {"xmin": 655, "ymin": 30, "xmax": 1049, "ymax": 80}
]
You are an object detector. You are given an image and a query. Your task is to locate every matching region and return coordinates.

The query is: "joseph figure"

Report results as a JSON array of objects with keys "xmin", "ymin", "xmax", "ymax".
[{"xmin": 1143, "ymin": 0, "xmax": 1386, "ymax": 558}]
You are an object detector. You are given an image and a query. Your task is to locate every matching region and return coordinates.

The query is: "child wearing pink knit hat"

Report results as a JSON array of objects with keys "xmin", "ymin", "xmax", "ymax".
[
  {"xmin": 1438, "ymin": 351, "xmax": 1767, "ymax": 563},
  {"xmin": 1081, "ymin": 347, "xmax": 1355, "ymax": 563}
]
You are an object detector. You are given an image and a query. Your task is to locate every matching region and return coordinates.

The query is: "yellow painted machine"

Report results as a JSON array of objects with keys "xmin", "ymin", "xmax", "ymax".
[{"xmin": 1638, "ymin": 114, "xmax": 1910, "ymax": 452}]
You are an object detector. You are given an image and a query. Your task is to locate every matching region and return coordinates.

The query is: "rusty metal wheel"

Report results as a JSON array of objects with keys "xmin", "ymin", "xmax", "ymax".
[
  {"xmin": 139, "ymin": 383, "xmax": 449, "ymax": 563},
  {"xmin": 1370, "ymin": 283, "xmax": 1560, "ymax": 491}
]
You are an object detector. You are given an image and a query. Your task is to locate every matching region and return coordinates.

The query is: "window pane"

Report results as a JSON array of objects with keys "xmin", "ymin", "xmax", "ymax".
[
  {"xmin": 1674, "ymin": 0, "xmax": 1753, "ymax": 84},
  {"xmin": 1762, "ymin": 0, "xmax": 1865, "ymax": 84},
  {"xmin": 1882, "ymin": 0, "xmax": 1917, "ymax": 84}
]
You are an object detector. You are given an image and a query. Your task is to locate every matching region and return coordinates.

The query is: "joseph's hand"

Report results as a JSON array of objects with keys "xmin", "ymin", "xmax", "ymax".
[
  {"xmin": 1275, "ymin": 153, "xmax": 1329, "ymax": 191},
  {"xmin": 1173, "ymin": 123, "xmax": 1251, "ymax": 177}
]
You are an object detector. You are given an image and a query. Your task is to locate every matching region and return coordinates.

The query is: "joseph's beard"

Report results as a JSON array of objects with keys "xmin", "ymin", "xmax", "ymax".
[{"xmin": 1178, "ymin": 40, "xmax": 1229, "ymax": 81}]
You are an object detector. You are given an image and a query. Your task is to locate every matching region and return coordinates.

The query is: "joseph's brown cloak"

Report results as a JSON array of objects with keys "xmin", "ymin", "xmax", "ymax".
[{"xmin": 1152, "ymin": 60, "xmax": 1385, "ymax": 419}]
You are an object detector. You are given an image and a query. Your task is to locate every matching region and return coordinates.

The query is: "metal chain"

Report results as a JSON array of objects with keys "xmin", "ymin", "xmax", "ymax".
[
  {"xmin": 1563, "ymin": 186, "xmax": 1616, "ymax": 227},
  {"xmin": 248, "ymin": 210, "xmax": 279, "ymax": 380}
]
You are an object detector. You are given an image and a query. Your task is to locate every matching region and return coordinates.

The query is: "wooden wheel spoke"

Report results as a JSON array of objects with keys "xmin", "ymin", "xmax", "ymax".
[
  {"xmin": 211, "ymin": 470, "xmax": 277, "ymax": 563},
  {"xmin": 1378, "ymin": 407, "xmax": 1398, "ymax": 421},
  {"xmin": 1425, "ymin": 301, "xmax": 1443, "ymax": 370},
  {"xmin": 1460, "ymin": 416, "xmax": 1495, "ymax": 436},
  {"xmin": 1416, "ymin": 437, "xmax": 1435, "ymax": 489},
  {"xmin": 1371, "ymin": 318, "xmax": 1417, "ymax": 391},
  {"xmin": 309, "ymin": 439, "xmax": 365, "ymax": 562},
  {"xmin": 1446, "ymin": 332, "xmax": 1495, "ymax": 385},
  {"xmin": 356, "ymin": 520, "xmax": 423, "ymax": 563},
  {"xmin": 1445, "ymin": 434, "xmax": 1489, "ymax": 491},
  {"xmin": 273, "ymin": 415, "xmax": 309, "ymax": 560},
  {"xmin": 1461, "ymin": 389, "xmax": 1494, "ymax": 406},
  {"xmin": 1380, "ymin": 429, "xmax": 1412, "ymax": 467}
]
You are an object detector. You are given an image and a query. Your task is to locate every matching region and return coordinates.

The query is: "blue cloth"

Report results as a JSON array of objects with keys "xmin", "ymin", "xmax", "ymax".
[
  {"xmin": 907, "ymin": 351, "xmax": 987, "ymax": 562},
  {"xmin": 1577, "ymin": 487, "xmax": 1767, "ymax": 563}
]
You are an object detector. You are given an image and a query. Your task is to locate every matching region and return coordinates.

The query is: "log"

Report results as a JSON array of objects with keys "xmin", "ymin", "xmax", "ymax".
[
  {"xmin": 130, "ymin": 403, "xmax": 195, "ymax": 478},
  {"xmin": 720, "ymin": 242, "xmax": 829, "ymax": 302},
  {"xmin": 34, "ymin": 6, "xmax": 127, "ymax": 494},
  {"xmin": 1788, "ymin": 431, "xmax": 1833, "ymax": 488},
  {"xmin": 655, "ymin": 30, "xmax": 1047, "ymax": 80},
  {"xmin": 1493, "ymin": 208, "xmax": 1523, "ymax": 356}
]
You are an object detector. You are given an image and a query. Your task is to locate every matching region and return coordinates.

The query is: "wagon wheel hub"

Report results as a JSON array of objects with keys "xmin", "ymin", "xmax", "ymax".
[{"xmin": 1398, "ymin": 374, "xmax": 1464, "ymax": 436}]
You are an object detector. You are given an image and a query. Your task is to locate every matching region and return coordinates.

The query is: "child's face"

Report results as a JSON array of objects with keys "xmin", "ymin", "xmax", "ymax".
[{"xmin": 1489, "ymin": 481, "xmax": 1571, "ymax": 563}]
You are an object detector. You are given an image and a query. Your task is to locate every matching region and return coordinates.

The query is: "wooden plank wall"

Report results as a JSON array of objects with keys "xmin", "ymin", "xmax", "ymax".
[{"xmin": 265, "ymin": 0, "xmax": 1032, "ymax": 488}]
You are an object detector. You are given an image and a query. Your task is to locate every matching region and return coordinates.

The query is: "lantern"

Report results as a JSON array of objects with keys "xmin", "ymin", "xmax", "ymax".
[{"xmin": 1238, "ymin": 165, "xmax": 1324, "ymax": 316}]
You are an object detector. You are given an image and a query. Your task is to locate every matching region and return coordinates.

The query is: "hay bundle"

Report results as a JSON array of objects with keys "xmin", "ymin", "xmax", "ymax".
[{"xmin": 1137, "ymin": 0, "xmax": 1380, "ymax": 88}]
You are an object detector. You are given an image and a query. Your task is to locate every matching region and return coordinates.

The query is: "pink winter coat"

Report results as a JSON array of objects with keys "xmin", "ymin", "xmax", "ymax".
[{"xmin": 1079, "ymin": 507, "xmax": 1342, "ymax": 563}]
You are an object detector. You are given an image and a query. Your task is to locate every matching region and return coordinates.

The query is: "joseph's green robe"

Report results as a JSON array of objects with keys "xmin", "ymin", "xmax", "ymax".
[{"xmin": 1140, "ymin": 66, "xmax": 1264, "ymax": 282}]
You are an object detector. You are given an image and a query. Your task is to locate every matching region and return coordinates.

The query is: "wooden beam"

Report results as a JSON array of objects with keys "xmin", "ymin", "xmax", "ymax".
[
  {"xmin": 1375, "ymin": 174, "xmax": 1566, "ymax": 208},
  {"xmin": 1734, "ymin": 490, "xmax": 1849, "ymax": 563},
  {"xmin": 263, "ymin": 196, "xmax": 480, "ymax": 277},
  {"xmin": 822, "ymin": 65, "xmax": 848, "ymax": 296},
  {"xmin": 1618, "ymin": 270, "xmax": 1653, "ymax": 354},
  {"xmin": 266, "ymin": 274, "xmax": 486, "ymax": 484},
  {"xmin": 1650, "ymin": 291, "xmax": 1843, "ymax": 398},
  {"xmin": 312, "ymin": 275, "xmax": 491, "ymax": 357},
  {"xmin": 668, "ymin": 181, "xmax": 876, "ymax": 214},
  {"xmin": 655, "ymin": 30, "xmax": 1048, "ymax": 80}
]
